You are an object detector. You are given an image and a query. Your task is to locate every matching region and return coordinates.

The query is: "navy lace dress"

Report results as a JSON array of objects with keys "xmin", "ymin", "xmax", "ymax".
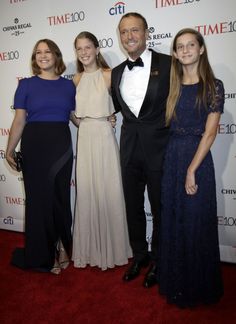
[{"xmin": 158, "ymin": 79, "xmax": 224, "ymax": 307}]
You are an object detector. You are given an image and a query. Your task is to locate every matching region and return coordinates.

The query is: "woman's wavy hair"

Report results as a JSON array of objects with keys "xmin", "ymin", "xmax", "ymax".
[
  {"xmin": 166, "ymin": 28, "xmax": 216, "ymax": 125},
  {"xmin": 74, "ymin": 31, "xmax": 110, "ymax": 72},
  {"xmin": 31, "ymin": 39, "xmax": 66, "ymax": 76}
]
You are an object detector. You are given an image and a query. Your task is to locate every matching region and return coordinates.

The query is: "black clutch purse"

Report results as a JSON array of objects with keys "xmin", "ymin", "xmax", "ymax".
[{"xmin": 14, "ymin": 151, "xmax": 23, "ymax": 172}]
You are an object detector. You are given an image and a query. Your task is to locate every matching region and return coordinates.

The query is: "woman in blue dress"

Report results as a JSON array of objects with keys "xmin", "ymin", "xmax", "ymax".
[
  {"xmin": 158, "ymin": 28, "xmax": 224, "ymax": 307},
  {"xmin": 6, "ymin": 39, "xmax": 76, "ymax": 274}
]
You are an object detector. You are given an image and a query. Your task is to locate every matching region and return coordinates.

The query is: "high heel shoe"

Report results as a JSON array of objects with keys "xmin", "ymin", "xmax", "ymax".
[
  {"xmin": 50, "ymin": 259, "xmax": 61, "ymax": 275},
  {"xmin": 58, "ymin": 241, "xmax": 70, "ymax": 270}
]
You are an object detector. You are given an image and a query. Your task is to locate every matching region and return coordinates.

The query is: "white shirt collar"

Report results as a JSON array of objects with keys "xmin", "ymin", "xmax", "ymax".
[
  {"xmin": 120, "ymin": 49, "xmax": 152, "ymax": 118},
  {"xmin": 127, "ymin": 48, "xmax": 151, "ymax": 65}
]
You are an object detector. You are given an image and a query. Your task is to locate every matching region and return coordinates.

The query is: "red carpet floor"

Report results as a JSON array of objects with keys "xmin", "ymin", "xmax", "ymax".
[{"xmin": 0, "ymin": 229, "xmax": 236, "ymax": 324}]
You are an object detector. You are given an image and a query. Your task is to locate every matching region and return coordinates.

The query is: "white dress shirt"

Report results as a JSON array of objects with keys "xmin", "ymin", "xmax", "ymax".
[{"xmin": 120, "ymin": 49, "xmax": 151, "ymax": 118}]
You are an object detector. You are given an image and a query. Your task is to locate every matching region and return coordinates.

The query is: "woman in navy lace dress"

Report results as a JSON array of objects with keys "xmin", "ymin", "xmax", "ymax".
[{"xmin": 158, "ymin": 28, "xmax": 224, "ymax": 307}]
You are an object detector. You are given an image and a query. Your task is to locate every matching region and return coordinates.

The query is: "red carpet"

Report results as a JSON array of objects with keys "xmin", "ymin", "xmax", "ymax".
[{"xmin": 0, "ymin": 229, "xmax": 235, "ymax": 324}]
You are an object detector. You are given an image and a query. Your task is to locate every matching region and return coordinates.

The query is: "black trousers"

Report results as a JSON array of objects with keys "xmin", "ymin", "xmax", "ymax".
[{"xmin": 121, "ymin": 136, "xmax": 162, "ymax": 263}]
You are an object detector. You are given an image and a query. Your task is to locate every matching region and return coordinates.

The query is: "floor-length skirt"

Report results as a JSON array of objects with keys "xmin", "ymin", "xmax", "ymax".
[
  {"xmin": 72, "ymin": 118, "xmax": 132, "ymax": 270},
  {"xmin": 158, "ymin": 134, "xmax": 223, "ymax": 307},
  {"xmin": 11, "ymin": 122, "xmax": 73, "ymax": 271}
]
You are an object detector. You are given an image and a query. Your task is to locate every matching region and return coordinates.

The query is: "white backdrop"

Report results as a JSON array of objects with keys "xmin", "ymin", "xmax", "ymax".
[{"xmin": 0, "ymin": 0, "xmax": 235, "ymax": 263}]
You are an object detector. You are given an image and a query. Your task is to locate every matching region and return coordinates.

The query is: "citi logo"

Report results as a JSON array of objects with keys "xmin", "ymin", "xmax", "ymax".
[
  {"xmin": 109, "ymin": 2, "xmax": 125, "ymax": 15},
  {"xmin": 3, "ymin": 216, "xmax": 14, "ymax": 225},
  {"xmin": 0, "ymin": 150, "xmax": 6, "ymax": 159},
  {"xmin": 155, "ymin": 0, "xmax": 200, "ymax": 8},
  {"xmin": 0, "ymin": 128, "xmax": 10, "ymax": 136},
  {"xmin": 47, "ymin": 11, "xmax": 85, "ymax": 26},
  {"xmin": 195, "ymin": 21, "xmax": 236, "ymax": 36},
  {"xmin": 5, "ymin": 196, "xmax": 25, "ymax": 205}
]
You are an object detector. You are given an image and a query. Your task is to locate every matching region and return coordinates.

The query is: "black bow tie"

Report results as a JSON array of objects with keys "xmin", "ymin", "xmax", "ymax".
[{"xmin": 126, "ymin": 57, "xmax": 144, "ymax": 70}]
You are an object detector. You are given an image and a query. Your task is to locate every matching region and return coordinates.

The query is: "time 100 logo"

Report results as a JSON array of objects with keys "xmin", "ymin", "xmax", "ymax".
[
  {"xmin": 99, "ymin": 38, "xmax": 113, "ymax": 48},
  {"xmin": 218, "ymin": 124, "xmax": 236, "ymax": 134}
]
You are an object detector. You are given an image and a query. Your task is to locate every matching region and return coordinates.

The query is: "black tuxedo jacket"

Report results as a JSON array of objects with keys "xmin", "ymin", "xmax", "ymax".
[{"xmin": 111, "ymin": 49, "xmax": 171, "ymax": 171}]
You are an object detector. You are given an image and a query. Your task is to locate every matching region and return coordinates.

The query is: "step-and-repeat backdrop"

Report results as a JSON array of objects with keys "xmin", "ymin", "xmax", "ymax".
[{"xmin": 0, "ymin": 0, "xmax": 235, "ymax": 263}]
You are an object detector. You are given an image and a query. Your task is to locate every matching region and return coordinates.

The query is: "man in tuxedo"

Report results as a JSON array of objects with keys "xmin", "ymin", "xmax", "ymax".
[{"xmin": 111, "ymin": 12, "xmax": 171, "ymax": 288}]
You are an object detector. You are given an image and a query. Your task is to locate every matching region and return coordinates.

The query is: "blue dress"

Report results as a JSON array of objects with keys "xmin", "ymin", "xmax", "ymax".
[{"xmin": 158, "ymin": 79, "xmax": 224, "ymax": 307}]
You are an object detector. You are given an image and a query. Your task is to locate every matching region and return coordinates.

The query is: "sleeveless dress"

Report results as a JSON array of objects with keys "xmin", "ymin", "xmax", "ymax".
[
  {"xmin": 72, "ymin": 69, "xmax": 132, "ymax": 270},
  {"xmin": 158, "ymin": 79, "xmax": 224, "ymax": 307}
]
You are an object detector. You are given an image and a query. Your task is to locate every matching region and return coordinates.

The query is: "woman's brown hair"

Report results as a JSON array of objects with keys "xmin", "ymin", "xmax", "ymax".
[
  {"xmin": 166, "ymin": 28, "xmax": 216, "ymax": 125},
  {"xmin": 31, "ymin": 39, "xmax": 66, "ymax": 76}
]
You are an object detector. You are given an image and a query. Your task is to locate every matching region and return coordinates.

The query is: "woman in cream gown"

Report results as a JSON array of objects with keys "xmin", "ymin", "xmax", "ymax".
[{"xmin": 72, "ymin": 31, "xmax": 132, "ymax": 270}]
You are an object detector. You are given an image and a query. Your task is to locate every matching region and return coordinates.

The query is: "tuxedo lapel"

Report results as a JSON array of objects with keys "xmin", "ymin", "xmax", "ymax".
[
  {"xmin": 138, "ymin": 50, "xmax": 160, "ymax": 118},
  {"xmin": 113, "ymin": 50, "xmax": 162, "ymax": 119},
  {"xmin": 114, "ymin": 62, "xmax": 127, "ymax": 106},
  {"xmin": 114, "ymin": 61, "xmax": 138, "ymax": 118}
]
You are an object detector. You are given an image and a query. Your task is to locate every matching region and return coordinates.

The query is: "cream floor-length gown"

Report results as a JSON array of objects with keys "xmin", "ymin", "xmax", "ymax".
[{"xmin": 72, "ymin": 69, "xmax": 132, "ymax": 270}]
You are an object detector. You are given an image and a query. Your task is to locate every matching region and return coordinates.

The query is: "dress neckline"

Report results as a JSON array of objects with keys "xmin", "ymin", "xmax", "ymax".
[
  {"xmin": 83, "ymin": 68, "xmax": 101, "ymax": 75},
  {"xmin": 36, "ymin": 75, "xmax": 61, "ymax": 81},
  {"xmin": 182, "ymin": 82, "xmax": 199, "ymax": 87}
]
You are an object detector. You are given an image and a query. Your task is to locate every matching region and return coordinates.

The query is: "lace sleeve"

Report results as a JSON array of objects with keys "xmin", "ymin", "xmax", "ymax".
[{"xmin": 207, "ymin": 78, "xmax": 225, "ymax": 114}]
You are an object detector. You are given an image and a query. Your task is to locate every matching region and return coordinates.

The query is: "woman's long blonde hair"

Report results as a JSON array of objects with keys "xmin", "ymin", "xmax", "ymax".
[{"xmin": 166, "ymin": 28, "xmax": 216, "ymax": 125}]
